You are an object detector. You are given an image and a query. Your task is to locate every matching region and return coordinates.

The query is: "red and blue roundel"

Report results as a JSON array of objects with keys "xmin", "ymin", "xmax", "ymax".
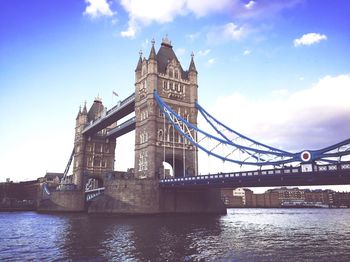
[{"xmin": 301, "ymin": 151, "xmax": 311, "ymax": 162}]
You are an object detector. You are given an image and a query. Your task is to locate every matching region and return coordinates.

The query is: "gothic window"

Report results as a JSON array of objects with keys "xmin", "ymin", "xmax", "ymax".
[
  {"xmin": 163, "ymin": 80, "xmax": 168, "ymax": 90},
  {"xmin": 105, "ymin": 146, "xmax": 110, "ymax": 153},
  {"xmin": 157, "ymin": 129, "xmax": 163, "ymax": 141},
  {"xmin": 169, "ymin": 68, "xmax": 173, "ymax": 78},
  {"xmin": 144, "ymin": 151, "xmax": 148, "ymax": 170},
  {"xmin": 94, "ymin": 156, "xmax": 101, "ymax": 167},
  {"xmin": 174, "ymin": 70, "xmax": 179, "ymax": 79},
  {"xmin": 169, "ymin": 82, "xmax": 173, "ymax": 91},
  {"xmin": 138, "ymin": 151, "xmax": 148, "ymax": 171},
  {"xmin": 168, "ymin": 125, "xmax": 174, "ymax": 142}
]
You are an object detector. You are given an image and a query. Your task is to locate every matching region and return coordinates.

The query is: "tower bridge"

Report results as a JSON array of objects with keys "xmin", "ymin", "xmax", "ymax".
[{"xmin": 38, "ymin": 37, "xmax": 350, "ymax": 214}]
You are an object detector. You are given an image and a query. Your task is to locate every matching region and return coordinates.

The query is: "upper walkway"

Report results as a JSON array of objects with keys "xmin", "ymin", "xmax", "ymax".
[{"xmin": 82, "ymin": 93, "xmax": 135, "ymax": 136}]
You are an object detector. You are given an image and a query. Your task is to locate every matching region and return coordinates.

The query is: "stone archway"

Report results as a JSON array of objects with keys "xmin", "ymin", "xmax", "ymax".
[{"xmin": 164, "ymin": 155, "xmax": 184, "ymax": 178}]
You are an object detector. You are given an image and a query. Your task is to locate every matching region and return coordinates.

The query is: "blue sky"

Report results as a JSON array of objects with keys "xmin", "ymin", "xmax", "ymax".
[{"xmin": 1, "ymin": 0, "xmax": 350, "ymax": 193}]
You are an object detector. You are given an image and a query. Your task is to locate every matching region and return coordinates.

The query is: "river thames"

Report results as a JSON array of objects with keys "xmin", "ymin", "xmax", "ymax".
[{"xmin": 1, "ymin": 208, "xmax": 350, "ymax": 261}]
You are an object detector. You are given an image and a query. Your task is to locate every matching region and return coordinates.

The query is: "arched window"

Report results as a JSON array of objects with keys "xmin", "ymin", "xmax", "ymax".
[
  {"xmin": 168, "ymin": 125, "xmax": 174, "ymax": 142},
  {"xmin": 169, "ymin": 68, "xmax": 173, "ymax": 78},
  {"xmin": 158, "ymin": 130, "xmax": 163, "ymax": 141}
]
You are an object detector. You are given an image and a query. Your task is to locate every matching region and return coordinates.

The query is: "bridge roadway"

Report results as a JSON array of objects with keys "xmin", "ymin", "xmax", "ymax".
[
  {"xmin": 159, "ymin": 162, "xmax": 350, "ymax": 188},
  {"xmin": 84, "ymin": 162, "xmax": 350, "ymax": 202},
  {"xmin": 82, "ymin": 93, "xmax": 135, "ymax": 136}
]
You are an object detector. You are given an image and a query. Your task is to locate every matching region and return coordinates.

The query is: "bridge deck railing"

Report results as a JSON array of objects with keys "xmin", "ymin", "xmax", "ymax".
[{"xmin": 159, "ymin": 162, "xmax": 350, "ymax": 184}]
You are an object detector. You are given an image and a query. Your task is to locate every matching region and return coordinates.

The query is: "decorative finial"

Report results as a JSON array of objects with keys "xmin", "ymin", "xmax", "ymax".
[
  {"xmin": 139, "ymin": 50, "xmax": 143, "ymax": 57},
  {"xmin": 151, "ymin": 38, "xmax": 155, "ymax": 46},
  {"xmin": 191, "ymin": 51, "xmax": 194, "ymax": 58},
  {"xmin": 161, "ymin": 34, "xmax": 172, "ymax": 47},
  {"xmin": 95, "ymin": 94, "xmax": 102, "ymax": 103}
]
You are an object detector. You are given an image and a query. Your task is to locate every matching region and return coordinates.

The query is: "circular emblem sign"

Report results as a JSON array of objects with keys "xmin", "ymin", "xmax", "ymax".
[{"xmin": 301, "ymin": 151, "xmax": 311, "ymax": 162}]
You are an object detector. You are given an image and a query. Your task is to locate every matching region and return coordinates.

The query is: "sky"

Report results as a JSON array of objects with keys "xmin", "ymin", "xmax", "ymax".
[{"xmin": 1, "ymin": 0, "xmax": 350, "ymax": 192}]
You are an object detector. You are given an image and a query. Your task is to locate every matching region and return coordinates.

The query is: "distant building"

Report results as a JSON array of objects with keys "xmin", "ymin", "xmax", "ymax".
[
  {"xmin": 0, "ymin": 180, "xmax": 39, "ymax": 210},
  {"xmin": 331, "ymin": 192, "xmax": 350, "ymax": 207}
]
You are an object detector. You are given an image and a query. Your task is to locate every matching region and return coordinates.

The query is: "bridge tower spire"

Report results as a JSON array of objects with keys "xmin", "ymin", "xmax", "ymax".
[{"xmin": 134, "ymin": 37, "xmax": 198, "ymax": 180}]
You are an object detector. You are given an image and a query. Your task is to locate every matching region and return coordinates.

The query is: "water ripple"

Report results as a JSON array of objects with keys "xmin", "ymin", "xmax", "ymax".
[{"xmin": 1, "ymin": 209, "xmax": 350, "ymax": 261}]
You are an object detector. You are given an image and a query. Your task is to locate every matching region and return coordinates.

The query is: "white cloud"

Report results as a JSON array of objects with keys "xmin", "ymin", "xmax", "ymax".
[
  {"xmin": 119, "ymin": 0, "xmax": 233, "ymax": 38},
  {"xmin": 120, "ymin": 0, "xmax": 186, "ymax": 38},
  {"xmin": 245, "ymin": 0, "xmax": 256, "ymax": 9},
  {"xmin": 207, "ymin": 22, "xmax": 249, "ymax": 44},
  {"xmin": 197, "ymin": 49, "xmax": 211, "ymax": 56},
  {"xmin": 186, "ymin": 0, "xmax": 232, "ymax": 17},
  {"xmin": 205, "ymin": 74, "xmax": 350, "ymax": 154},
  {"xmin": 207, "ymin": 58, "xmax": 216, "ymax": 65},
  {"xmin": 121, "ymin": 18, "xmax": 138, "ymax": 38},
  {"xmin": 294, "ymin": 33, "xmax": 327, "ymax": 47},
  {"xmin": 84, "ymin": 0, "xmax": 114, "ymax": 18},
  {"xmin": 243, "ymin": 49, "xmax": 252, "ymax": 55},
  {"xmin": 271, "ymin": 88, "xmax": 288, "ymax": 96}
]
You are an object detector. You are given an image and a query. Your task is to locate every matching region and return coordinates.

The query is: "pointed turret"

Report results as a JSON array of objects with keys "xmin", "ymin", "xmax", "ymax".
[
  {"xmin": 82, "ymin": 101, "xmax": 87, "ymax": 115},
  {"xmin": 135, "ymin": 50, "xmax": 142, "ymax": 72},
  {"xmin": 148, "ymin": 38, "xmax": 157, "ymax": 74},
  {"xmin": 189, "ymin": 52, "xmax": 197, "ymax": 73},
  {"xmin": 149, "ymin": 39, "xmax": 156, "ymax": 60},
  {"xmin": 188, "ymin": 52, "xmax": 198, "ymax": 101},
  {"xmin": 76, "ymin": 106, "xmax": 82, "ymax": 120}
]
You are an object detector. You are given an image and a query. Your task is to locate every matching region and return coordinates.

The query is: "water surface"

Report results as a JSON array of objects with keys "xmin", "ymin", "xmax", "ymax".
[{"xmin": 1, "ymin": 209, "xmax": 349, "ymax": 261}]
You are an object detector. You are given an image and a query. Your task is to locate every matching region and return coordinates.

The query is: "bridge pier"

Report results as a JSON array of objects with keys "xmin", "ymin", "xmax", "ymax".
[
  {"xmin": 38, "ymin": 190, "xmax": 85, "ymax": 212},
  {"xmin": 86, "ymin": 178, "xmax": 226, "ymax": 215}
]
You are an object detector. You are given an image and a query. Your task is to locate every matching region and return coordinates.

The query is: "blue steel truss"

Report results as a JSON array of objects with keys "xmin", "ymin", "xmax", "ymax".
[{"xmin": 154, "ymin": 90, "xmax": 350, "ymax": 167}]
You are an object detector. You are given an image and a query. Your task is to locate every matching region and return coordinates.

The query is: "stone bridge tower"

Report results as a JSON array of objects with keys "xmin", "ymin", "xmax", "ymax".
[
  {"xmin": 73, "ymin": 98, "xmax": 116, "ymax": 189},
  {"xmin": 134, "ymin": 37, "xmax": 198, "ymax": 180}
]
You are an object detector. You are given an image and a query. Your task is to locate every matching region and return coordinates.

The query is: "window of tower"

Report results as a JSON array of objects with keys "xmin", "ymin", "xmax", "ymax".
[
  {"xmin": 169, "ymin": 68, "xmax": 173, "ymax": 78},
  {"xmin": 157, "ymin": 130, "xmax": 163, "ymax": 141},
  {"xmin": 94, "ymin": 156, "xmax": 101, "ymax": 167},
  {"xmin": 174, "ymin": 70, "xmax": 179, "ymax": 79},
  {"xmin": 163, "ymin": 80, "xmax": 168, "ymax": 90}
]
